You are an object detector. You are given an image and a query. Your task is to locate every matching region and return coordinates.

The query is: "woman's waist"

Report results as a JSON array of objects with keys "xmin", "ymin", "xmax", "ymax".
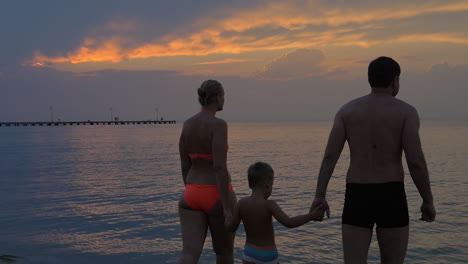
[
  {"xmin": 187, "ymin": 168, "xmax": 231, "ymax": 182},
  {"xmin": 187, "ymin": 172, "xmax": 217, "ymax": 184},
  {"xmin": 185, "ymin": 183, "xmax": 233, "ymax": 190}
]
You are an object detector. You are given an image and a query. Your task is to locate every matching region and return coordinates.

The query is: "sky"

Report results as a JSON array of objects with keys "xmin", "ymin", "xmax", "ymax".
[{"xmin": 1, "ymin": 0, "xmax": 467, "ymax": 121}]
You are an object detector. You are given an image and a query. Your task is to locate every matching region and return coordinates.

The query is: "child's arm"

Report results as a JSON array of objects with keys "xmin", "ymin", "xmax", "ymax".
[
  {"xmin": 226, "ymin": 201, "xmax": 241, "ymax": 232},
  {"xmin": 268, "ymin": 200, "xmax": 322, "ymax": 228}
]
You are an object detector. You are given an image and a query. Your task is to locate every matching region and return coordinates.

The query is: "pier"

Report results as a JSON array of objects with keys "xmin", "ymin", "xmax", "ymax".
[{"xmin": 0, "ymin": 120, "xmax": 176, "ymax": 127}]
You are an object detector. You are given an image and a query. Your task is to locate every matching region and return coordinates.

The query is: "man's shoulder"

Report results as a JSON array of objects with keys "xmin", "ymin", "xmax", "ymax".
[
  {"xmin": 337, "ymin": 96, "xmax": 367, "ymax": 114},
  {"xmin": 342, "ymin": 95, "xmax": 416, "ymax": 110},
  {"xmin": 342, "ymin": 95, "xmax": 368, "ymax": 107},
  {"xmin": 393, "ymin": 98, "xmax": 418, "ymax": 113}
]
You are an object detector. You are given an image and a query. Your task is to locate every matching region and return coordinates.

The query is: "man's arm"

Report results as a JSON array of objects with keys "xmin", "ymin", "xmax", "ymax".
[
  {"xmin": 402, "ymin": 107, "xmax": 435, "ymax": 221},
  {"xmin": 312, "ymin": 109, "xmax": 347, "ymax": 217},
  {"xmin": 179, "ymin": 124, "xmax": 191, "ymax": 185}
]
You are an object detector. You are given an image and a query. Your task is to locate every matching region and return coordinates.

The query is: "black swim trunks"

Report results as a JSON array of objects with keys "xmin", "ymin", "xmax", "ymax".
[{"xmin": 342, "ymin": 181, "xmax": 409, "ymax": 229}]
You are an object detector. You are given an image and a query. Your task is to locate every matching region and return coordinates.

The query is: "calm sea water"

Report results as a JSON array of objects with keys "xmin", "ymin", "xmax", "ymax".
[{"xmin": 0, "ymin": 121, "xmax": 467, "ymax": 263}]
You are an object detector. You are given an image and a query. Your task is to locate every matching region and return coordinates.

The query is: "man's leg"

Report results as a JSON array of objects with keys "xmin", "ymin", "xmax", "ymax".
[
  {"xmin": 376, "ymin": 225, "xmax": 409, "ymax": 264},
  {"xmin": 342, "ymin": 224, "xmax": 373, "ymax": 264}
]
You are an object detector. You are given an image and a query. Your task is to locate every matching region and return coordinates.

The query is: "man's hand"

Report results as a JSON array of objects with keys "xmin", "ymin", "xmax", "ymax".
[
  {"xmin": 420, "ymin": 201, "xmax": 436, "ymax": 222},
  {"xmin": 310, "ymin": 197, "xmax": 330, "ymax": 220}
]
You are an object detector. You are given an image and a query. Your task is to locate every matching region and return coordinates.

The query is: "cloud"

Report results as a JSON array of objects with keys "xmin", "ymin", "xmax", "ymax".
[
  {"xmin": 393, "ymin": 33, "xmax": 468, "ymax": 45},
  {"xmin": 179, "ymin": 69, "xmax": 216, "ymax": 76},
  {"xmin": 429, "ymin": 61, "xmax": 451, "ymax": 72},
  {"xmin": 195, "ymin": 58, "xmax": 255, "ymax": 65},
  {"xmin": 426, "ymin": 61, "xmax": 468, "ymax": 75},
  {"xmin": 27, "ymin": 0, "xmax": 468, "ymax": 68},
  {"xmin": 254, "ymin": 49, "xmax": 328, "ymax": 80}
]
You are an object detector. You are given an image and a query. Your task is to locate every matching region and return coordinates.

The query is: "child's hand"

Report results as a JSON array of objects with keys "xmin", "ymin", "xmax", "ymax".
[{"xmin": 310, "ymin": 197, "xmax": 330, "ymax": 219}]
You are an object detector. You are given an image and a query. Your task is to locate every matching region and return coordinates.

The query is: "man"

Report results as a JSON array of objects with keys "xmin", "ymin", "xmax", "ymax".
[{"xmin": 311, "ymin": 56, "xmax": 436, "ymax": 264}]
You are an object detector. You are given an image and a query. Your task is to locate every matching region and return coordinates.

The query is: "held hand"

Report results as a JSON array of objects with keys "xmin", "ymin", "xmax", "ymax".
[
  {"xmin": 310, "ymin": 197, "xmax": 330, "ymax": 220},
  {"xmin": 420, "ymin": 201, "xmax": 436, "ymax": 222},
  {"xmin": 310, "ymin": 205, "xmax": 325, "ymax": 222}
]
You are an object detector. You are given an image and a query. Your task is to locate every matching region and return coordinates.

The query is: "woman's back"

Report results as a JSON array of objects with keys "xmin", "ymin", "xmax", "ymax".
[{"xmin": 180, "ymin": 111, "xmax": 228, "ymax": 185}]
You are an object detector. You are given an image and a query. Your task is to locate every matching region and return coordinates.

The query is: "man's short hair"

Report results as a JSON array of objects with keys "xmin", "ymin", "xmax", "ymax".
[
  {"xmin": 248, "ymin": 162, "xmax": 274, "ymax": 188},
  {"xmin": 368, "ymin": 56, "xmax": 401, "ymax": 88}
]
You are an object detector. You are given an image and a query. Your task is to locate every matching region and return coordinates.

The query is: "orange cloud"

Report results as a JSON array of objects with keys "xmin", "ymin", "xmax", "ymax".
[
  {"xmin": 28, "ymin": 37, "xmax": 129, "ymax": 65},
  {"xmin": 195, "ymin": 58, "xmax": 255, "ymax": 65},
  {"xmin": 394, "ymin": 33, "xmax": 468, "ymax": 45},
  {"xmin": 28, "ymin": 0, "xmax": 468, "ymax": 67}
]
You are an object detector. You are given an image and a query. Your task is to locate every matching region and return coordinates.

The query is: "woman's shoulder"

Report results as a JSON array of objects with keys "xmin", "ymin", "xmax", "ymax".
[
  {"xmin": 183, "ymin": 113, "xmax": 227, "ymax": 131},
  {"xmin": 213, "ymin": 117, "xmax": 227, "ymax": 126}
]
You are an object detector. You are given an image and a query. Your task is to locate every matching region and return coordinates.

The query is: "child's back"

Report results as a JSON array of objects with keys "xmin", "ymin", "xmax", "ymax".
[{"xmin": 237, "ymin": 196, "xmax": 276, "ymax": 247}]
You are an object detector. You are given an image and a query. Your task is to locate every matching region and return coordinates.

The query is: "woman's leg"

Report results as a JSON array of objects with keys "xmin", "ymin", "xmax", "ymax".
[
  {"xmin": 342, "ymin": 224, "xmax": 373, "ymax": 264},
  {"xmin": 179, "ymin": 197, "xmax": 208, "ymax": 264},
  {"xmin": 376, "ymin": 225, "xmax": 409, "ymax": 264},
  {"xmin": 208, "ymin": 191, "xmax": 236, "ymax": 264}
]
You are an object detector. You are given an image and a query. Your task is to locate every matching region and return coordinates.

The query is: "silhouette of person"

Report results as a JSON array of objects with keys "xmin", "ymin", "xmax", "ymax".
[
  {"xmin": 311, "ymin": 56, "xmax": 436, "ymax": 263},
  {"xmin": 178, "ymin": 80, "xmax": 236, "ymax": 264}
]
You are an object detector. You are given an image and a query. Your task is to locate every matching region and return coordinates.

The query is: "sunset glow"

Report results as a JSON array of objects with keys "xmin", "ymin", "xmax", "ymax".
[{"xmin": 26, "ymin": 0, "xmax": 468, "ymax": 78}]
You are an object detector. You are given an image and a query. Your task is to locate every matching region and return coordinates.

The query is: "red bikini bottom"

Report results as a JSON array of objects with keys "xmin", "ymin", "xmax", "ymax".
[{"xmin": 184, "ymin": 183, "xmax": 233, "ymax": 213}]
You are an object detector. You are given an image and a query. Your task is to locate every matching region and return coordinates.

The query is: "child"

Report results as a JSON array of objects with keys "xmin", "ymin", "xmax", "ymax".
[{"xmin": 227, "ymin": 162, "xmax": 324, "ymax": 264}]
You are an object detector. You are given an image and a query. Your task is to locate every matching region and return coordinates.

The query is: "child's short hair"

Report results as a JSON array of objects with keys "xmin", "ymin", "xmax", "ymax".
[{"xmin": 248, "ymin": 162, "xmax": 274, "ymax": 188}]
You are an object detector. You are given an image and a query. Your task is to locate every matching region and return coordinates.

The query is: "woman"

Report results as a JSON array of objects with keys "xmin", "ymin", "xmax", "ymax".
[{"xmin": 178, "ymin": 80, "xmax": 236, "ymax": 264}]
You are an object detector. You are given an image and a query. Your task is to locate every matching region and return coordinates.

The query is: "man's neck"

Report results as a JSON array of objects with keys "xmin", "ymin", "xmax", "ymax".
[{"xmin": 371, "ymin": 87, "xmax": 393, "ymax": 95}]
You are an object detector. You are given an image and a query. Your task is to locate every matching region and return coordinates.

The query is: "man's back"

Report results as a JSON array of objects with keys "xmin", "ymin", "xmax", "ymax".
[{"xmin": 340, "ymin": 93, "xmax": 416, "ymax": 183}]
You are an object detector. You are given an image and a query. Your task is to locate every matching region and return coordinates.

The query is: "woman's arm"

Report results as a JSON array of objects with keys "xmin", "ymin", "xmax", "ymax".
[
  {"xmin": 226, "ymin": 202, "xmax": 241, "ymax": 232},
  {"xmin": 179, "ymin": 125, "xmax": 191, "ymax": 185},
  {"xmin": 212, "ymin": 119, "xmax": 232, "ymax": 214}
]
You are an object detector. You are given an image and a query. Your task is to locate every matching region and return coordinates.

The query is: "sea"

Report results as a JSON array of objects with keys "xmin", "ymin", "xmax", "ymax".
[{"xmin": 0, "ymin": 121, "xmax": 467, "ymax": 264}]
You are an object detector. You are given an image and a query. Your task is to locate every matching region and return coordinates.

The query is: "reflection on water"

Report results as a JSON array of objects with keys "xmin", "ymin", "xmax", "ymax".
[{"xmin": 0, "ymin": 121, "xmax": 467, "ymax": 263}]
